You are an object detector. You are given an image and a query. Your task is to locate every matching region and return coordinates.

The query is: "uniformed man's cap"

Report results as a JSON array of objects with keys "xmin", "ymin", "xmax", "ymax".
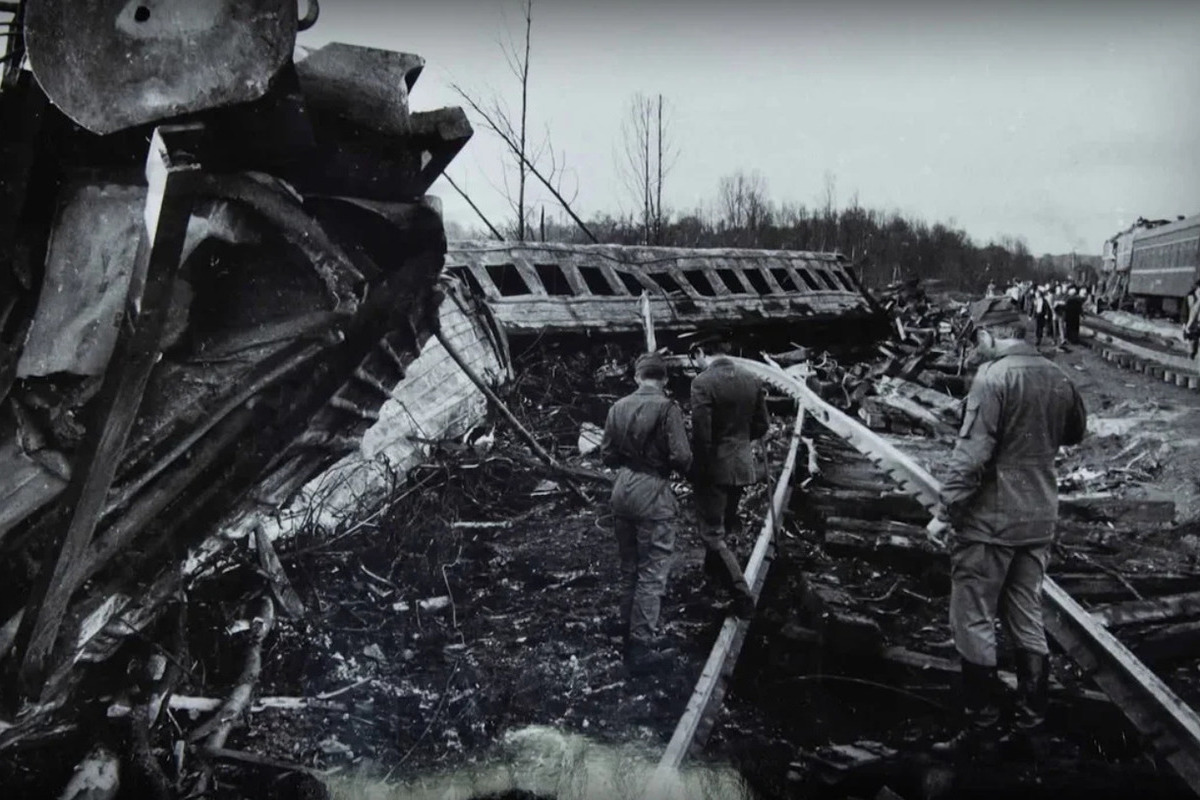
[
  {"xmin": 634, "ymin": 351, "xmax": 667, "ymax": 378},
  {"xmin": 968, "ymin": 296, "xmax": 1023, "ymax": 329}
]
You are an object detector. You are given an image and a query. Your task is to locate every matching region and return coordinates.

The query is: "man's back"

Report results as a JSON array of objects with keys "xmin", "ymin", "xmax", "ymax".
[
  {"xmin": 690, "ymin": 358, "xmax": 768, "ymax": 486},
  {"xmin": 943, "ymin": 343, "xmax": 1086, "ymax": 545},
  {"xmin": 602, "ymin": 386, "xmax": 691, "ymax": 520}
]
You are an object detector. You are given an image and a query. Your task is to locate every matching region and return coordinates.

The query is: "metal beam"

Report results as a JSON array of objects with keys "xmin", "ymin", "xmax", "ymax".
[{"xmin": 16, "ymin": 124, "xmax": 203, "ymax": 698}]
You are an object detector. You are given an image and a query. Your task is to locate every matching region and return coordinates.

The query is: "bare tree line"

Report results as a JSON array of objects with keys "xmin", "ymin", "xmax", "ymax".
[{"xmin": 438, "ymin": 0, "xmax": 1058, "ymax": 292}]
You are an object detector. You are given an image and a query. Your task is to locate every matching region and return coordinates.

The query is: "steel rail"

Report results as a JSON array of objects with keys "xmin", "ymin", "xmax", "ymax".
[
  {"xmin": 646, "ymin": 406, "xmax": 805, "ymax": 795},
  {"xmin": 726, "ymin": 355, "xmax": 1200, "ymax": 796}
]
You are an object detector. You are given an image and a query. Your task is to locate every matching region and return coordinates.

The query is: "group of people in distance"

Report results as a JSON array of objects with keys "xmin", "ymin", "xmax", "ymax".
[
  {"xmin": 988, "ymin": 280, "xmax": 1093, "ymax": 348},
  {"xmin": 601, "ymin": 295, "xmax": 1087, "ymax": 760}
]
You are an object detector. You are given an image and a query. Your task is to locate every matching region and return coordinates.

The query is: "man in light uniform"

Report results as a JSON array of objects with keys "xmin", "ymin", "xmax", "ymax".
[
  {"xmin": 928, "ymin": 297, "xmax": 1087, "ymax": 755},
  {"xmin": 601, "ymin": 352, "xmax": 692, "ymax": 675}
]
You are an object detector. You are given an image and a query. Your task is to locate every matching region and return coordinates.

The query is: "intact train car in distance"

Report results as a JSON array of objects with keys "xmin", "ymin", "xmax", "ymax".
[{"xmin": 1127, "ymin": 213, "xmax": 1200, "ymax": 318}]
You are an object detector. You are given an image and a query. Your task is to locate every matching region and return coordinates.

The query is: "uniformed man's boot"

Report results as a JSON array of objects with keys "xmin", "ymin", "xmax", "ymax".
[
  {"xmin": 1000, "ymin": 650, "xmax": 1050, "ymax": 755},
  {"xmin": 932, "ymin": 659, "xmax": 1002, "ymax": 759},
  {"xmin": 624, "ymin": 641, "xmax": 676, "ymax": 677}
]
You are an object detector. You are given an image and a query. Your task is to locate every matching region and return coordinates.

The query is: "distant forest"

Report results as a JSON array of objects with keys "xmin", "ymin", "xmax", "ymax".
[{"xmin": 446, "ymin": 171, "xmax": 1101, "ymax": 292}]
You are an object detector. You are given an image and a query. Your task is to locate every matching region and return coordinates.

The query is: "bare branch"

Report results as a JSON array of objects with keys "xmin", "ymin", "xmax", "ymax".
[{"xmin": 442, "ymin": 173, "xmax": 505, "ymax": 242}]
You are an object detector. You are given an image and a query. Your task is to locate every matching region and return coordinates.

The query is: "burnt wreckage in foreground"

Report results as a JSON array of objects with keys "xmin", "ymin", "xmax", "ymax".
[{"xmin": 0, "ymin": 0, "xmax": 473, "ymax": 743}]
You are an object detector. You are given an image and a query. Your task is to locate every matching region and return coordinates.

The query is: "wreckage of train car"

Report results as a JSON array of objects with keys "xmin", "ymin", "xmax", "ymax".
[{"xmin": 445, "ymin": 241, "xmax": 884, "ymax": 341}]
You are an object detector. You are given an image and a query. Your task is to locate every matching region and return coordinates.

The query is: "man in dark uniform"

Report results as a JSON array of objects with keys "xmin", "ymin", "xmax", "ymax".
[
  {"xmin": 689, "ymin": 334, "xmax": 769, "ymax": 618},
  {"xmin": 927, "ymin": 297, "xmax": 1087, "ymax": 755},
  {"xmin": 600, "ymin": 352, "xmax": 692, "ymax": 675}
]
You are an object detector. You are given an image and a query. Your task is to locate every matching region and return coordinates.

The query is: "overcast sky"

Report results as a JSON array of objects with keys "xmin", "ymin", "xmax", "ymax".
[{"xmin": 300, "ymin": 0, "xmax": 1200, "ymax": 255}]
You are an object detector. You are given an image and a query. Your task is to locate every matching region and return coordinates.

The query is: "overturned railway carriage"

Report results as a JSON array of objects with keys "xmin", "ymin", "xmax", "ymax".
[
  {"xmin": 1127, "ymin": 214, "xmax": 1200, "ymax": 317},
  {"xmin": 445, "ymin": 241, "xmax": 886, "ymax": 343}
]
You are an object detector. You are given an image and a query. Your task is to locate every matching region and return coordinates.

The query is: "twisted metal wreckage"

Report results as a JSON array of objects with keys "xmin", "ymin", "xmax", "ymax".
[{"xmin": 0, "ymin": 0, "xmax": 885, "ymax": 755}]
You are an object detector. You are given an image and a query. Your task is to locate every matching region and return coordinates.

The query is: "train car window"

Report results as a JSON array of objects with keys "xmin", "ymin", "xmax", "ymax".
[
  {"xmin": 650, "ymin": 272, "xmax": 687, "ymax": 295},
  {"xmin": 715, "ymin": 268, "xmax": 745, "ymax": 293},
  {"xmin": 795, "ymin": 268, "xmax": 821, "ymax": 291},
  {"xmin": 450, "ymin": 266, "xmax": 488, "ymax": 298},
  {"xmin": 486, "ymin": 263, "xmax": 531, "ymax": 296},
  {"xmin": 770, "ymin": 268, "xmax": 799, "ymax": 292},
  {"xmin": 814, "ymin": 270, "xmax": 840, "ymax": 290},
  {"xmin": 534, "ymin": 263, "xmax": 575, "ymax": 296},
  {"xmin": 614, "ymin": 270, "xmax": 647, "ymax": 295},
  {"xmin": 578, "ymin": 265, "xmax": 617, "ymax": 296},
  {"xmin": 683, "ymin": 270, "xmax": 718, "ymax": 296},
  {"xmin": 742, "ymin": 268, "xmax": 771, "ymax": 295}
]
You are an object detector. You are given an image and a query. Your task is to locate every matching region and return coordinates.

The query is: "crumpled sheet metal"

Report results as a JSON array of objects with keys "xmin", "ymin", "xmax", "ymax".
[
  {"xmin": 0, "ymin": 439, "xmax": 69, "ymax": 545},
  {"xmin": 24, "ymin": 0, "xmax": 297, "ymax": 134},
  {"xmin": 16, "ymin": 183, "xmax": 255, "ymax": 378},
  {"xmin": 294, "ymin": 42, "xmax": 424, "ymax": 136}
]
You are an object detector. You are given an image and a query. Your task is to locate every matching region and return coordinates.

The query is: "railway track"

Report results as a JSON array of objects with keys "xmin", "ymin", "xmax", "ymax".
[
  {"xmin": 1081, "ymin": 314, "xmax": 1200, "ymax": 390},
  {"xmin": 651, "ymin": 354, "xmax": 1200, "ymax": 796}
]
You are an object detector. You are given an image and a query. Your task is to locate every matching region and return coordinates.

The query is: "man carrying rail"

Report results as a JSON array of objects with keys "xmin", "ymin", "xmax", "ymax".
[{"xmin": 927, "ymin": 296, "xmax": 1087, "ymax": 756}]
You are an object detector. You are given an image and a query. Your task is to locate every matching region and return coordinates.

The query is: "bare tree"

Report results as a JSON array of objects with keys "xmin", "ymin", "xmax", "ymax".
[
  {"xmin": 451, "ymin": 0, "xmax": 581, "ymax": 241},
  {"xmin": 716, "ymin": 169, "xmax": 769, "ymax": 245},
  {"xmin": 617, "ymin": 93, "xmax": 678, "ymax": 245}
]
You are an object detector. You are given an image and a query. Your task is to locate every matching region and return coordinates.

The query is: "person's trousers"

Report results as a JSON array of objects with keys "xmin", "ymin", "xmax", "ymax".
[
  {"xmin": 1035, "ymin": 316, "xmax": 1049, "ymax": 344},
  {"xmin": 950, "ymin": 540, "xmax": 1051, "ymax": 666},
  {"xmin": 694, "ymin": 483, "xmax": 750, "ymax": 595},
  {"xmin": 615, "ymin": 516, "xmax": 676, "ymax": 646}
]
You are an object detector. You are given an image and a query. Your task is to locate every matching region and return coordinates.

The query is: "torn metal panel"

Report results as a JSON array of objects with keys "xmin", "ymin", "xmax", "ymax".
[
  {"xmin": 246, "ymin": 278, "xmax": 507, "ymax": 541},
  {"xmin": 16, "ymin": 182, "xmax": 259, "ymax": 378},
  {"xmin": 444, "ymin": 242, "xmax": 880, "ymax": 336},
  {"xmin": 294, "ymin": 43, "xmax": 423, "ymax": 136},
  {"xmin": 0, "ymin": 439, "xmax": 69, "ymax": 544},
  {"xmin": 23, "ymin": 0, "xmax": 297, "ymax": 134}
]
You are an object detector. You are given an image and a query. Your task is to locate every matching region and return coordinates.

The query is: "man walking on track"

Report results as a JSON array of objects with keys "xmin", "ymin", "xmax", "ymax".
[
  {"xmin": 689, "ymin": 333, "xmax": 770, "ymax": 619},
  {"xmin": 600, "ymin": 352, "xmax": 692, "ymax": 675},
  {"xmin": 927, "ymin": 296, "xmax": 1087, "ymax": 757}
]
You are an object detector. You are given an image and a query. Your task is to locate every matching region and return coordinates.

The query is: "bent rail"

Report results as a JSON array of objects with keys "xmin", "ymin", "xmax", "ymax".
[
  {"xmin": 727, "ymin": 355, "xmax": 1200, "ymax": 796},
  {"xmin": 647, "ymin": 407, "xmax": 805, "ymax": 794}
]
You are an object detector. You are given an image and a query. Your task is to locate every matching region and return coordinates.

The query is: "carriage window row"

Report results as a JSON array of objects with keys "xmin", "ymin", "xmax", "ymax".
[
  {"xmin": 453, "ymin": 262, "xmax": 856, "ymax": 298},
  {"xmin": 1134, "ymin": 237, "xmax": 1199, "ymax": 271}
]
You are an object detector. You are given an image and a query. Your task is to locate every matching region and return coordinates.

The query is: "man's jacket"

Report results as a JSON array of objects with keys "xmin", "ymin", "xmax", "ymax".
[
  {"xmin": 690, "ymin": 357, "xmax": 769, "ymax": 487},
  {"xmin": 940, "ymin": 342, "xmax": 1087, "ymax": 545},
  {"xmin": 601, "ymin": 385, "xmax": 692, "ymax": 520}
]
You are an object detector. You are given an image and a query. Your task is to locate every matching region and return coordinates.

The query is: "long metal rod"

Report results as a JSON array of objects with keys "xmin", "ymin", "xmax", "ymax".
[
  {"xmin": 647, "ymin": 407, "xmax": 804, "ymax": 792},
  {"xmin": 728, "ymin": 354, "xmax": 1200, "ymax": 796}
]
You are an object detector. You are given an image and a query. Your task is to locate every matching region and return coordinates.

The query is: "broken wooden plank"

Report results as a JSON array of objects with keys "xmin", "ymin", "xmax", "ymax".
[
  {"xmin": 1130, "ymin": 620, "xmax": 1200, "ymax": 666},
  {"xmin": 1060, "ymin": 492, "xmax": 1176, "ymax": 526},
  {"xmin": 1093, "ymin": 591, "xmax": 1200, "ymax": 628},
  {"xmin": 17, "ymin": 124, "xmax": 204, "ymax": 698},
  {"xmin": 254, "ymin": 527, "xmax": 306, "ymax": 620},
  {"xmin": 1054, "ymin": 573, "xmax": 1200, "ymax": 602}
]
